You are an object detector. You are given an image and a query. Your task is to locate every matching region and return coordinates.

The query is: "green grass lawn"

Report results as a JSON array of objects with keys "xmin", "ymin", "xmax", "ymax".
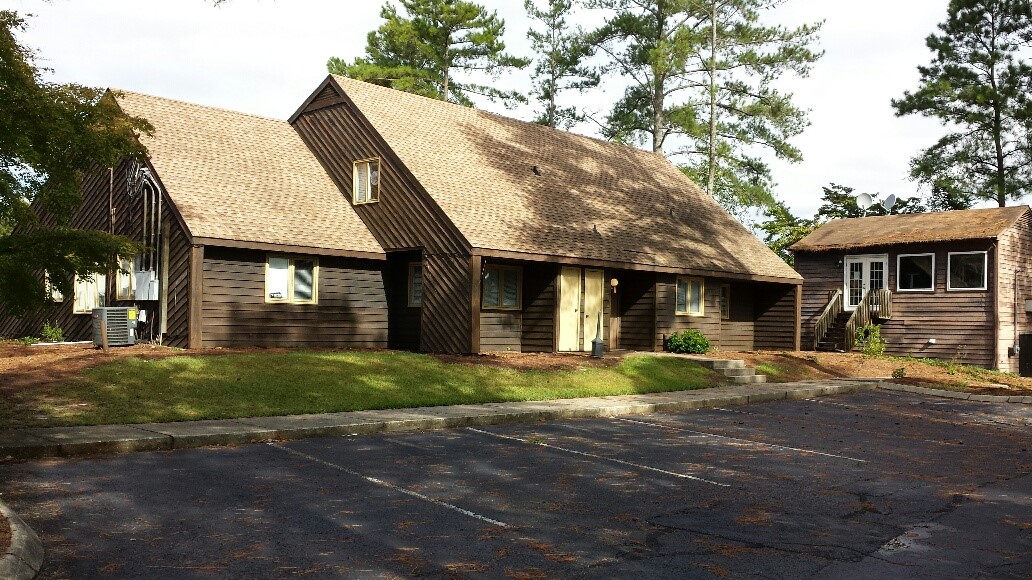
[{"xmin": 0, "ymin": 351, "xmax": 725, "ymax": 429}]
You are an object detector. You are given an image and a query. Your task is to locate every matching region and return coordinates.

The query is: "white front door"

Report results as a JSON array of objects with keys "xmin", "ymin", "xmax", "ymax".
[
  {"xmin": 843, "ymin": 255, "xmax": 887, "ymax": 310},
  {"xmin": 558, "ymin": 267, "xmax": 605, "ymax": 352}
]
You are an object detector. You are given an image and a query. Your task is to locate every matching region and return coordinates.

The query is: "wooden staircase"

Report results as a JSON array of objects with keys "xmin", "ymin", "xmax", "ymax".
[{"xmin": 816, "ymin": 311, "xmax": 852, "ymax": 352}]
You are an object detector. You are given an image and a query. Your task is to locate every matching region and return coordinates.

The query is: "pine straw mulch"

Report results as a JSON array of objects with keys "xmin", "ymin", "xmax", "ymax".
[{"xmin": 706, "ymin": 350, "xmax": 1032, "ymax": 396}]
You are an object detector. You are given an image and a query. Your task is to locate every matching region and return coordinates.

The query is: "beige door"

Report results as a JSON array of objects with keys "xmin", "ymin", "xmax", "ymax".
[
  {"xmin": 559, "ymin": 267, "xmax": 582, "ymax": 351},
  {"xmin": 582, "ymin": 269, "xmax": 604, "ymax": 351}
]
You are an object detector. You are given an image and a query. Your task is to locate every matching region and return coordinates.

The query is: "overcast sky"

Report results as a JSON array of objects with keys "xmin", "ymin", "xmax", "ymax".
[{"xmin": 9, "ymin": 0, "xmax": 969, "ymax": 218}]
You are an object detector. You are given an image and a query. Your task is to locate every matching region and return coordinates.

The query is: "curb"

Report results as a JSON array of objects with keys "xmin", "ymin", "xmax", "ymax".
[
  {"xmin": 0, "ymin": 498, "xmax": 43, "ymax": 580},
  {"xmin": 0, "ymin": 381, "xmax": 879, "ymax": 462},
  {"xmin": 877, "ymin": 381, "xmax": 1032, "ymax": 403}
]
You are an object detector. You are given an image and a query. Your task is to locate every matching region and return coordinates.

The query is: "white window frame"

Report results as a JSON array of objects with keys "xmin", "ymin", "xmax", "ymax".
[
  {"xmin": 675, "ymin": 276, "xmax": 705, "ymax": 316},
  {"xmin": 72, "ymin": 273, "xmax": 106, "ymax": 314},
  {"xmin": 408, "ymin": 262, "xmax": 423, "ymax": 307},
  {"xmin": 265, "ymin": 255, "xmax": 319, "ymax": 304},
  {"xmin": 947, "ymin": 251, "xmax": 988, "ymax": 291},
  {"xmin": 482, "ymin": 265, "xmax": 521, "ymax": 310},
  {"xmin": 45, "ymin": 271, "xmax": 64, "ymax": 303},
  {"xmin": 352, "ymin": 158, "xmax": 381, "ymax": 205},
  {"xmin": 116, "ymin": 256, "xmax": 136, "ymax": 300},
  {"xmin": 896, "ymin": 253, "xmax": 935, "ymax": 292}
]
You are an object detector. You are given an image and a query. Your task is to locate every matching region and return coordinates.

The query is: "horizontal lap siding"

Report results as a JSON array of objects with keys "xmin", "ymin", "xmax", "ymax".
[
  {"xmin": 996, "ymin": 215, "xmax": 1032, "ymax": 372},
  {"xmin": 292, "ymin": 90, "xmax": 473, "ymax": 353},
  {"xmin": 521, "ymin": 266, "xmax": 555, "ymax": 353},
  {"xmin": 796, "ymin": 242, "xmax": 995, "ymax": 367},
  {"xmin": 754, "ymin": 283, "xmax": 795, "ymax": 350},
  {"xmin": 481, "ymin": 311, "xmax": 521, "ymax": 352},
  {"xmin": 616, "ymin": 271, "xmax": 655, "ymax": 351},
  {"xmin": 201, "ymin": 247, "xmax": 387, "ymax": 348},
  {"xmin": 655, "ymin": 274, "xmax": 721, "ymax": 349}
]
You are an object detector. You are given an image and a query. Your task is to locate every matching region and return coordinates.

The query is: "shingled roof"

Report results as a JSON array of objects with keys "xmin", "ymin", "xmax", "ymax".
[
  {"xmin": 327, "ymin": 76, "xmax": 800, "ymax": 282},
  {"xmin": 791, "ymin": 206, "xmax": 1030, "ymax": 252},
  {"xmin": 114, "ymin": 91, "xmax": 384, "ymax": 258}
]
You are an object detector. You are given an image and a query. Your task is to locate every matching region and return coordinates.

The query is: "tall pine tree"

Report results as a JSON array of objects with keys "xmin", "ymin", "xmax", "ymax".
[
  {"xmin": 525, "ymin": 0, "xmax": 599, "ymax": 129},
  {"xmin": 892, "ymin": 0, "xmax": 1032, "ymax": 207},
  {"xmin": 327, "ymin": 0, "xmax": 529, "ymax": 106}
]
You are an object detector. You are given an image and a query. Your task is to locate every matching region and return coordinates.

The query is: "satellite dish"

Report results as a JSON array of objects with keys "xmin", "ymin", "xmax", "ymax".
[
  {"xmin": 882, "ymin": 194, "xmax": 897, "ymax": 212},
  {"xmin": 856, "ymin": 193, "xmax": 874, "ymax": 211}
]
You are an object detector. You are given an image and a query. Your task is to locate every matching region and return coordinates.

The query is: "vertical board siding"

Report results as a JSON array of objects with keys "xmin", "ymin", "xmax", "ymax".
[
  {"xmin": 0, "ymin": 162, "xmax": 193, "ymax": 345},
  {"xmin": 521, "ymin": 265, "xmax": 556, "ymax": 353},
  {"xmin": 995, "ymin": 214, "xmax": 1032, "ymax": 372},
  {"xmin": 292, "ymin": 89, "xmax": 474, "ymax": 353},
  {"xmin": 200, "ymin": 247, "xmax": 387, "ymax": 348},
  {"xmin": 615, "ymin": 271, "xmax": 656, "ymax": 351},
  {"xmin": 796, "ymin": 241, "xmax": 996, "ymax": 367},
  {"xmin": 753, "ymin": 283, "xmax": 795, "ymax": 350}
]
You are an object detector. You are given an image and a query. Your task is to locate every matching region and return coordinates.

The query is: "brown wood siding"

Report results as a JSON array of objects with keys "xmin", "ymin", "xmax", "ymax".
[
  {"xmin": 0, "ymin": 162, "xmax": 193, "ymax": 345},
  {"xmin": 200, "ymin": 247, "xmax": 387, "ymax": 348},
  {"xmin": 614, "ymin": 271, "xmax": 655, "ymax": 351},
  {"xmin": 753, "ymin": 282, "xmax": 795, "ymax": 350},
  {"xmin": 480, "ymin": 311, "xmax": 521, "ymax": 352},
  {"xmin": 796, "ymin": 241, "xmax": 996, "ymax": 367},
  {"xmin": 655, "ymin": 274, "xmax": 721, "ymax": 349},
  {"xmin": 521, "ymin": 265, "xmax": 556, "ymax": 352},
  {"xmin": 995, "ymin": 214, "xmax": 1032, "ymax": 372},
  {"xmin": 422, "ymin": 253, "xmax": 473, "ymax": 352},
  {"xmin": 292, "ymin": 90, "xmax": 474, "ymax": 353}
]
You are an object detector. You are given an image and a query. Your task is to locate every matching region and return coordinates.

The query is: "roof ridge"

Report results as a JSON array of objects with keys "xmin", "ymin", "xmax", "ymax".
[
  {"xmin": 329, "ymin": 75, "xmax": 668, "ymax": 161},
  {"xmin": 110, "ymin": 89, "xmax": 287, "ymax": 124}
]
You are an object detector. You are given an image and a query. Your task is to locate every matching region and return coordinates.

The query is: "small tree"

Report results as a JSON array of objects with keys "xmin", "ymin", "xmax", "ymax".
[
  {"xmin": 0, "ymin": 11, "xmax": 147, "ymax": 315},
  {"xmin": 328, "ymin": 0, "xmax": 529, "ymax": 106},
  {"xmin": 525, "ymin": 0, "xmax": 599, "ymax": 129},
  {"xmin": 757, "ymin": 200, "xmax": 819, "ymax": 265},
  {"xmin": 892, "ymin": 0, "xmax": 1032, "ymax": 207}
]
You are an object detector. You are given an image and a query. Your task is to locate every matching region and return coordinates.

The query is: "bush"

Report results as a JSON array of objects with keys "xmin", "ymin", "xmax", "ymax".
[
  {"xmin": 666, "ymin": 329, "xmax": 710, "ymax": 354},
  {"xmin": 855, "ymin": 324, "xmax": 885, "ymax": 357},
  {"xmin": 891, "ymin": 367, "xmax": 906, "ymax": 379},
  {"xmin": 41, "ymin": 320, "xmax": 64, "ymax": 343}
]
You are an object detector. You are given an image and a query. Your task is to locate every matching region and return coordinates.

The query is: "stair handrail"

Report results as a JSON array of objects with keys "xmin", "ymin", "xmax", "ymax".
[
  {"xmin": 813, "ymin": 289, "xmax": 843, "ymax": 350},
  {"xmin": 844, "ymin": 288, "xmax": 892, "ymax": 352}
]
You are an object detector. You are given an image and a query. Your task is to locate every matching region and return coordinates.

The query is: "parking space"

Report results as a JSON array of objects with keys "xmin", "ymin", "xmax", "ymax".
[{"xmin": 1, "ymin": 391, "xmax": 1029, "ymax": 578}]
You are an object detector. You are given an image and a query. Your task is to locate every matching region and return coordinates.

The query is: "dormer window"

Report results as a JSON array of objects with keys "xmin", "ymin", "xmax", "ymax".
[{"xmin": 353, "ymin": 158, "xmax": 380, "ymax": 204}]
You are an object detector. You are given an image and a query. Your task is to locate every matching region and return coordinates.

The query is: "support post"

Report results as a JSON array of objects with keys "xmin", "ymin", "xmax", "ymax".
[
  {"xmin": 188, "ymin": 244, "xmax": 205, "ymax": 349},
  {"xmin": 794, "ymin": 284, "xmax": 803, "ymax": 352},
  {"xmin": 470, "ymin": 254, "xmax": 482, "ymax": 354}
]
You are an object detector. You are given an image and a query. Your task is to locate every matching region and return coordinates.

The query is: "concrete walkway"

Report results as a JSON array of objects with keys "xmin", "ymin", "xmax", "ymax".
[{"xmin": 0, "ymin": 380, "xmax": 883, "ymax": 462}]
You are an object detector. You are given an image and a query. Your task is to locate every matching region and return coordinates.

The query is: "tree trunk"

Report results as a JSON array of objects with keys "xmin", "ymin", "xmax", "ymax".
[{"xmin": 707, "ymin": 0, "xmax": 718, "ymax": 195}]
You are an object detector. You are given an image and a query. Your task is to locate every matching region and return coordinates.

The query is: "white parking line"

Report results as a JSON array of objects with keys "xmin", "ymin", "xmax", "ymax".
[
  {"xmin": 267, "ymin": 442, "xmax": 510, "ymax": 528},
  {"xmin": 613, "ymin": 417, "xmax": 868, "ymax": 463},
  {"xmin": 466, "ymin": 427, "xmax": 730, "ymax": 487}
]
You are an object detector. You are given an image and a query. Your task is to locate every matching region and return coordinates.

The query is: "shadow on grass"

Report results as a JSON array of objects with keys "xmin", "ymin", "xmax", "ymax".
[{"xmin": 2, "ymin": 352, "xmax": 726, "ymax": 428}]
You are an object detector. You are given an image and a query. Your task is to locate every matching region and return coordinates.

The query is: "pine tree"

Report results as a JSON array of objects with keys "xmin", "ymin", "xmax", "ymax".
[
  {"xmin": 327, "ymin": 0, "xmax": 529, "ymax": 106},
  {"xmin": 525, "ymin": 0, "xmax": 599, "ymax": 129},
  {"xmin": 892, "ymin": 0, "xmax": 1032, "ymax": 207},
  {"xmin": 0, "ymin": 11, "xmax": 147, "ymax": 315}
]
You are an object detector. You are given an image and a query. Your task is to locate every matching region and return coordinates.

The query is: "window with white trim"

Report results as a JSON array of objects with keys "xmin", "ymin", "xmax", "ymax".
[
  {"xmin": 720, "ymin": 284, "xmax": 731, "ymax": 320},
  {"xmin": 947, "ymin": 251, "xmax": 987, "ymax": 291},
  {"xmin": 45, "ymin": 271, "xmax": 63, "ymax": 303},
  {"xmin": 116, "ymin": 256, "xmax": 136, "ymax": 300},
  {"xmin": 353, "ymin": 158, "xmax": 380, "ymax": 204},
  {"xmin": 897, "ymin": 253, "xmax": 934, "ymax": 291},
  {"xmin": 482, "ymin": 266, "xmax": 520, "ymax": 310},
  {"xmin": 266, "ymin": 256, "xmax": 318, "ymax": 304},
  {"xmin": 73, "ymin": 274, "xmax": 106, "ymax": 314},
  {"xmin": 676, "ymin": 277, "xmax": 704, "ymax": 316},
  {"xmin": 408, "ymin": 262, "xmax": 423, "ymax": 307}
]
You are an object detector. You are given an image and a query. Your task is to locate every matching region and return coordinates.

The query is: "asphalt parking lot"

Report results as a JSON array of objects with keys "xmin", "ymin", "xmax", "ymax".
[{"xmin": 1, "ymin": 390, "xmax": 1030, "ymax": 579}]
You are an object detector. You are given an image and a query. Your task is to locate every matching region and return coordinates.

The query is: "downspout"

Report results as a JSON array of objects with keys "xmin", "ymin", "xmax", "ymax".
[{"xmin": 992, "ymin": 240, "xmax": 1000, "ymax": 369}]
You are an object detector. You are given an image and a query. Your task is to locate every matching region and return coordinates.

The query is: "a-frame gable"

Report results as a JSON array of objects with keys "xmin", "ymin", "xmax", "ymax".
[{"xmin": 289, "ymin": 77, "xmax": 346, "ymax": 122}]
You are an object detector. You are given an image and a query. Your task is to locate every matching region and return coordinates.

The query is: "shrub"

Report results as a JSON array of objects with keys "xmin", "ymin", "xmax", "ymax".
[
  {"xmin": 41, "ymin": 320, "xmax": 64, "ymax": 343},
  {"xmin": 666, "ymin": 329, "xmax": 710, "ymax": 354},
  {"xmin": 17, "ymin": 336, "xmax": 39, "ymax": 346},
  {"xmin": 854, "ymin": 324, "xmax": 885, "ymax": 357},
  {"xmin": 891, "ymin": 367, "xmax": 906, "ymax": 379}
]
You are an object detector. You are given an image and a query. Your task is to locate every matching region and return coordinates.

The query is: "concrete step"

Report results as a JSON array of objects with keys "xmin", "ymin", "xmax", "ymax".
[
  {"xmin": 732, "ymin": 374, "xmax": 767, "ymax": 384},
  {"xmin": 722, "ymin": 367, "xmax": 757, "ymax": 377}
]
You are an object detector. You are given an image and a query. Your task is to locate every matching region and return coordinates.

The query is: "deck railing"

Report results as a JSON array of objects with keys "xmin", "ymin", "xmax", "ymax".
[
  {"xmin": 813, "ymin": 289, "xmax": 843, "ymax": 350},
  {"xmin": 844, "ymin": 288, "xmax": 892, "ymax": 352}
]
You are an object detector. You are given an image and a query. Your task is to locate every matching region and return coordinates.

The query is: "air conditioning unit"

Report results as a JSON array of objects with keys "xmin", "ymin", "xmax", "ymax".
[{"xmin": 91, "ymin": 307, "xmax": 138, "ymax": 347}]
